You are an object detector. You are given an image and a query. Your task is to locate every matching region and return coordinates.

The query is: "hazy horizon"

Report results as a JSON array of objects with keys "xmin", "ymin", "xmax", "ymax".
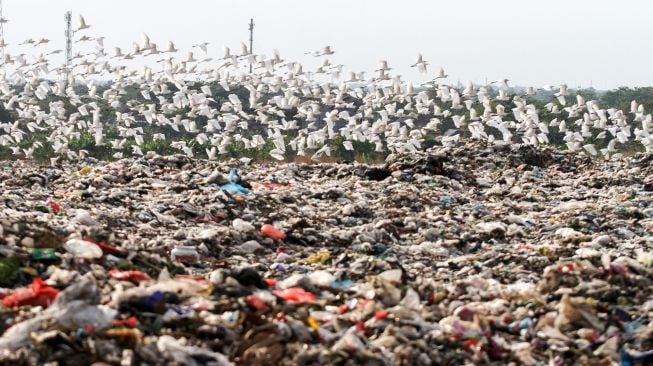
[{"xmin": 3, "ymin": 0, "xmax": 653, "ymax": 90}]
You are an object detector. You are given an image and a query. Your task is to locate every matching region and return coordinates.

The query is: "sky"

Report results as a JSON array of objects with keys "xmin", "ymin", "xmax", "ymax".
[{"xmin": 2, "ymin": 0, "xmax": 652, "ymax": 90}]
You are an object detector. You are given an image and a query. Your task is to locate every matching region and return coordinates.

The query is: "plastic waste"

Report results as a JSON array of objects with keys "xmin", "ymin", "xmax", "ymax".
[
  {"xmin": 63, "ymin": 239, "xmax": 103, "ymax": 259},
  {"xmin": 273, "ymin": 287, "xmax": 316, "ymax": 304},
  {"xmin": 0, "ymin": 141, "xmax": 652, "ymax": 364},
  {"xmin": 74, "ymin": 209, "xmax": 101, "ymax": 226},
  {"xmin": 220, "ymin": 183, "xmax": 250, "ymax": 194},
  {"xmin": 232, "ymin": 218, "xmax": 255, "ymax": 232},
  {"xmin": 157, "ymin": 335, "xmax": 233, "ymax": 366},
  {"xmin": 308, "ymin": 270, "xmax": 336, "ymax": 287},
  {"xmin": 109, "ymin": 269, "xmax": 151, "ymax": 284},
  {"xmin": 377, "ymin": 269, "xmax": 402, "ymax": 284},
  {"xmin": 79, "ymin": 166, "xmax": 92, "ymax": 175},
  {"xmin": 307, "ymin": 251, "xmax": 330, "ymax": 263},
  {"xmin": 2, "ymin": 278, "xmax": 59, "ymax": 308},
  {"xmin": 32, "ymin": 248, "xmax": 58, "ymax": 261},
  {"xmin": 227, "ymin": 168, "xmax": 240, "ymax": 184},
  {"xmin": 51, "ymin": 301, "xmax": 118, "ymax": 330},
  {"xmin": 621, "ymin": 348, "xmax": 653, "ymax": 366},
  {"xmin": 170, "ymin": 246, "xmax": 199, "ymax": 264},
  {"xmin": 46, "ymin": 198, "xmax": 64, "ymax": 215},
  {"xmin": 260, "ymin": 224, "xmax": 286, "ymax": 239}
]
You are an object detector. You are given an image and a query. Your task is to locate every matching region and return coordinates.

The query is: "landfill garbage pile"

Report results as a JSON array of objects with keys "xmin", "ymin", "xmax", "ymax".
[{"xmin": 0, "ymin": 141, "xmax": 652, "ymax": 365}]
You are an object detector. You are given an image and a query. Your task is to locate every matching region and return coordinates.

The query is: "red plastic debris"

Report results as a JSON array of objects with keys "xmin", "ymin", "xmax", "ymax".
[
  {"xmin": 2, "ymin": 278, "xmax": 59, "ymax": 308},
  {"xmin": 260, "ymin": 224, "xmax": 286, "ymax": 239},
  {"xmin": 556, "ymin": 262, "xmax": 581, "ymax": 273},
  {"xmin": 374, "ymin": 310, "xmax": 389, "ymax": 320},
  {"xmin": 109, "ymin": 269, "xmax": 151, "ymax": 284},
  {"xmin": 246, "ymin": 294, "xmax": 270, "ymax": 311},
  {"xmin": 83, "ymin": 237, "xmax": 128, "ymax": 257},
  {"xmin": 111, "ymin": 316, "xmax": 138, "ymax": 328},
  {"xmin": 463, "ymin": 338, "xmax": 483, "ymax": 353},
  {"xmin": 265, "ymin": 278, "xmax": 276, "ymax": 287},
  {"xmin": 273, "ymin": 287, "xmax": 315, "ymax": 304},
  {"xmin": 355, "ymin": 321, "xmax": 367, "ymax": 333},
  {"xmin": 46, "ymin": 198, "xmax": 63, "ymax": 214},
  {"xmin": 457, "ymin": 307, "xmax": 477, "ymax": 321},
  {"xmin": 97, "ymin": 242, "xmax": 128, "ymax": 256},
  {"xmin": 485, "ymin": 330, "xmax": 505, "ymax": 358}
]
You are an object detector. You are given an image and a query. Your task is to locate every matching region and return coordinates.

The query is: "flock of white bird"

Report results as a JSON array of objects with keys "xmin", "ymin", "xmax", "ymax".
[{"xmin": 0, "ymin": 14, "xmax": 652, "ymax": 165}]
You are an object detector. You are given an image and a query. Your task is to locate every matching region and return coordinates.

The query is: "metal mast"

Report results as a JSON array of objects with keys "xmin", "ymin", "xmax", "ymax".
[
  {"xmin": 64, "ymin": 11, "xmax": 73, "ymax": 88},
  {"xmin": 248, "ymin": 18, "xmax": 254, "ymax": 73},
  {"xmin": 0, "ymin": 0, "xmax": 5, "ymax": 64}
]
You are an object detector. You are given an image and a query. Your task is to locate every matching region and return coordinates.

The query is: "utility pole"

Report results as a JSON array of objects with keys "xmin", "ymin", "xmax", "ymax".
[
  {"xmin": 248, "ymin": 18, "xmax": 254, "ymax": 73},
  {"xmin": 64, "ymin": 11, "xmax": 73, "ymax": 89}
]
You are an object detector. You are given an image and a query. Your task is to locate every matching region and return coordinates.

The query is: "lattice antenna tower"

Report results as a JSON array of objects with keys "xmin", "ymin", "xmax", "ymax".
[
  {"xmin": 64, "ymin": 11, "xmax": 73, "ymax": 88},
  {"xmin": 0, "ymin": 0, "xmax": 5, "ymax": 64},
  {"xmin": 249, "ymin": 18, "xmax": 254, "ymax": 73}
]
